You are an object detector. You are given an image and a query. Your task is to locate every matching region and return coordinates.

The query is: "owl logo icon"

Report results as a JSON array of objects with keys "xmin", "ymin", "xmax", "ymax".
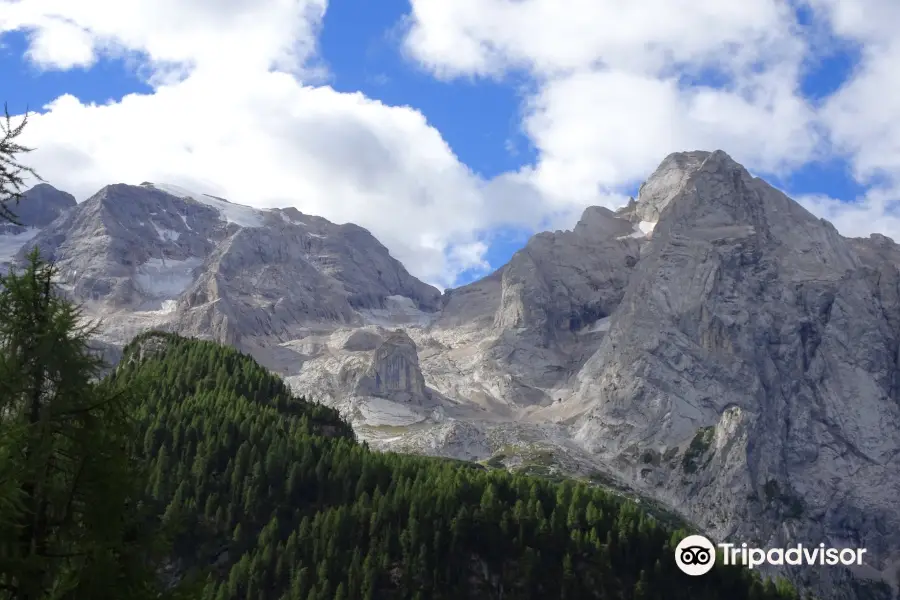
[{"xmin": 675, "ymin": 535, "xmax": 716, "ymax": 576}]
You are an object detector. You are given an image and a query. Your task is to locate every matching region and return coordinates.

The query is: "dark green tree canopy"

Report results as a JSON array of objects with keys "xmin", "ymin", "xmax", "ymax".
[
  {"xmin": 103, "ymin": 330, "xmax": 803, "ymax": 600},
  {"xmin": 0, "ymin": 251, "xmax": 176, "ymax": 599}
]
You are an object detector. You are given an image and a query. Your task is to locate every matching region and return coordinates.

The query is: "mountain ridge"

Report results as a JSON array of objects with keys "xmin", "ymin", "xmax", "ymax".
[{"xmin": 3, "ymin": 149, "xmax": 899, "ymax": 599}]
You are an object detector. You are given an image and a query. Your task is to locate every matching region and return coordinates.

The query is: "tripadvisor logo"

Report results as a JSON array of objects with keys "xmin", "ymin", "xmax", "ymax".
[
  {"xmin": 674, "ymin": 534, "xmax": 868, "ymax": 576},
  {"xmin": 675, "ymin": 535, "xmax": 716, "ymax": 576}
]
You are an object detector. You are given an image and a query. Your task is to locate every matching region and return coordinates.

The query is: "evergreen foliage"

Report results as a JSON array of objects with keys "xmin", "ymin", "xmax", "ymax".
[
  {"xmin": 0, "ymin": 251, "xmax": 180, "ymax": 599},
  {"xmin": 105, "ymin": 330, "xmax": 803, "ymax": 600}
]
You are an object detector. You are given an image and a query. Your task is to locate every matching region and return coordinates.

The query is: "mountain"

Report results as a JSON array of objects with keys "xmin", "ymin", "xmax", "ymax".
[
  {"xmin": 3, "ymin": 151, "xmax": 899, "ymax": 598},
  {"xmin": 107, "ymin": 330, "xmax": 798, "ymax": 600},
  {"xmin": 560, "ymin": 151, "xmax": 900, "ymax": 598},
  {"xmin": 0, "ymin": 183, "xmax": 75, "ymax": 269},
  {"xmin": 3, "ymin": 181, "xmax": 440, "ymax": 363}
]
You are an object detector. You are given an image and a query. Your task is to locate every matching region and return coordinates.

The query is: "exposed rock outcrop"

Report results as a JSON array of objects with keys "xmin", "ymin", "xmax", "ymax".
[
  {"xmin": 356, "ymin": 330, "xmax": 429, "ymax": 404},
  {"xmin": 564, "ymin": 150, "xmax": 900, "ymax": 599}
]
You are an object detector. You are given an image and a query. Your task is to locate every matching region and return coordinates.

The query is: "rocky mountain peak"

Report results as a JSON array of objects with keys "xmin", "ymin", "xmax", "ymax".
[
  {"xmin": 561, "ymin": 150, "xmax": 900, "ymax": 597},
  {"xmin": 0, "ymin": 184, "xmax": 77, "ymax": 269},
  {"xmin": 1, "ymin": 183, "xmax": 75, "ymax": 232},
  {"xmin": 628, "ymin": 149, "xmax": 712, "ymax": 222}
]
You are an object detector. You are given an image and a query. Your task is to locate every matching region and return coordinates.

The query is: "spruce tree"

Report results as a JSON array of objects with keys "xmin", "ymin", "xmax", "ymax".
[{"xmin": 0, "ymin": 251, "xmax": 172, "ymax": 599}]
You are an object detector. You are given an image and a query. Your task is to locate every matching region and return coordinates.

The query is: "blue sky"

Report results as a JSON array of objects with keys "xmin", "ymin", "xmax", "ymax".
[{"xmin": 1, "ymin": 0, "xmax": 899, "ymax": 288}]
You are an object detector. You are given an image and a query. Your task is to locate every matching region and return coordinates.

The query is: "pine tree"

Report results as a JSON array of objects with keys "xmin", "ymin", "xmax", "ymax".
[{"xmin": 0, "ymin": 251, "xmax": 168, "ymax": 599}]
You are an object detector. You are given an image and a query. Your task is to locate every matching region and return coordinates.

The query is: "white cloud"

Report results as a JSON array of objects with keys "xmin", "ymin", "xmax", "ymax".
[
  {"xmin": 403, "ymin": 0, "xmax": 820, "ymax": 204},
  {"xmin": 403, "ymin": 0, "xmax": 801, "ymax": 79},
  {"xmin": 402, "ymin": 0, "xmax": 900, "ymax": 246},
  {"xmin": 0, "ymin": 0, "xmax": 328, "ymax": 76},
  {"xmin": 811, "ymin": 0, "xmax": 900, "ymax": 186},
  {"xmin": 4, "ymin": 0, "xmax": 900, "ymax": 291},
  {"xmin": 17, "ymin": 73, "xmax": 508, "ymax": 288},
  {"xmin": 522, "ymin": 69, "xmax": 820, "ymax": 205},
  {"xmin": 23, "ymin": 18, "xmax": 95, "ymax": 69},
  {"xmin": 797, "ymin": 188, "xmax": 900, "ymax": 243},
  {"xmin": 0, "ymin": 0, "xmax": 527, "ymax": 287}
]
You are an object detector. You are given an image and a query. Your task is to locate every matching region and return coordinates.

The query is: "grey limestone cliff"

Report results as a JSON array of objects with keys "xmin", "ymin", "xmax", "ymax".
[
  {"xmin": 355, "ymin": 330, "xmax": 429, "ymax": 404},
  {"xmin": 565, "ymin": 150, "xmax": 900, "ymax": 598},
  {"xmin": 0, "ymin": 183, "xmax": 76, "ymax": 269}
]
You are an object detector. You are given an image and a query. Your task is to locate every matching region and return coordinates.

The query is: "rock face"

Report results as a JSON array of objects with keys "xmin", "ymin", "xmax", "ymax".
[
  {"xmin": 7, "ymin": 182, "xmax": 439, "ymax": 346},
  {"xmin": 5, "ymin": 152, "xmax": 900, "ymax": 599},
  {"xmin": 555, "ymin": 150, "xmax": 900, "ymax": 597},
  {"xmin": 427, "ymin": 202, "xmax": 645, "ymax": 412},
  {"xmin": 1, "ymin": 183, "xmax": 76, "ymax": 230},
  {"xmin": 622, "ymin": 150, "xmax": 710, "ymax": 222},
  {"xmin": 356, "ymin": 330, "xmax": 429, "ymax": 404},
  {"xmin": 0, "ymin": 183, "xmax": 76, "ymax": 269}
]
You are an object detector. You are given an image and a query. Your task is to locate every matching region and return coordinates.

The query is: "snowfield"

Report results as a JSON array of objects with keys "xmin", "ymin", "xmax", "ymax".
[
  {"xmin": 617, "ymin": 220, "xmax": 657, "ymax": 240},
  {"xmin": 151, "ymin": 183, "xmax": 266, "ymax": 228},
  {"xmin": 134, "ymin": 257, "xmax": 204, "ymax": 298}
]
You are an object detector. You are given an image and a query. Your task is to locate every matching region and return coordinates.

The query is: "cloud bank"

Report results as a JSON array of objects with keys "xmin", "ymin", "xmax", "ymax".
[{"xmin": 1, "ymin": 0, "xmax": 899, "ymax": 286}]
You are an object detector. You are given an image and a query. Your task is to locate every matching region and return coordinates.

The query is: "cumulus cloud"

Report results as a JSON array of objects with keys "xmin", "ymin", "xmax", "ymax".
[
  {"xmin": 23, "ymin": 18, "xmax": 95, "ymax": 69},
  {"xmin": 0, "ymin": 0, "xmax": 522, "ymax": 287},
  {"xmin": 404, "ymin": 0, "xmax": 802, "ymax": 79},
  {"xmin": 17, "ymin": 74, "xmax": 512, "ymax": 288},
  {"xmin": 811, "ymin": 0, "xmax": 900, "ymax": 186},
  {"xmin": 401, "ymin": 0, "xmax": 900, "ymax": 246},
  {"xmin": 797, "ymin": 187, "xmax": 900, "ymax": 243},
  {"xmin": 0, "ymin": 0, "xmax": 328, "ymax": 76},
  {"xmin": 404, "ymin": 0, "xmax": 822, "ymax": 203},
  {"xmin": 4, "ymin": 0, "xmax": 900, "ymax": 287},
  {"xmin": 522, "ymin": 69, "xmax": 820, "ymax": 205}
]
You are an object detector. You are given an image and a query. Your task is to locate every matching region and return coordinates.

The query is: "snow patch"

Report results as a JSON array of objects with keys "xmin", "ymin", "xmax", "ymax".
[
  {"xmin": 617, "ymin": 220, "xmax": 658, "ymax": 240},
  {"xmin": 638, "ymin": 220, "xmax": 656, "ymax": 235},
  {"xmin": 152, "ymin": 222, "xmax": 180, "ymax": 242},
  {"xmin": 151, "ymin": 183, "xmax": 265, "ymax": 228},
  {"xmin": 178, "ymin": 214, "xmax": 192, "ymax": 230},
  {"xmin": 134, "ymin": 257, "xmax": 203, "ymax": 298},
  {"xmin": 279, "ymin": 211, "xmax": 308, "ymax": 226},
  {"xmin": 0, "ymin": 227, "xmax": 41, "ymax": 264}
]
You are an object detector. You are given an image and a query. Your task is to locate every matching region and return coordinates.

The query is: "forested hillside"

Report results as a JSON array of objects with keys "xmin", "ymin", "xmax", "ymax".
[{"xmin": 104, "ymin": 331, "xmax": 803, "ymax": 600}]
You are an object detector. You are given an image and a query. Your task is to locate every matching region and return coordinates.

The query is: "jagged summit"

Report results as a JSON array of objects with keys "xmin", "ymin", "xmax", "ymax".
[
  {"xmin": 2, "ymin": 181, "xmax": 441, "ymax": 347},
  {"xmin": 617, "ymin": 149, "xmax": 747, "ymax": 225},
  {"xmin": 630, "ymin": 149, "xmax": 712, "ymax": 221}
]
